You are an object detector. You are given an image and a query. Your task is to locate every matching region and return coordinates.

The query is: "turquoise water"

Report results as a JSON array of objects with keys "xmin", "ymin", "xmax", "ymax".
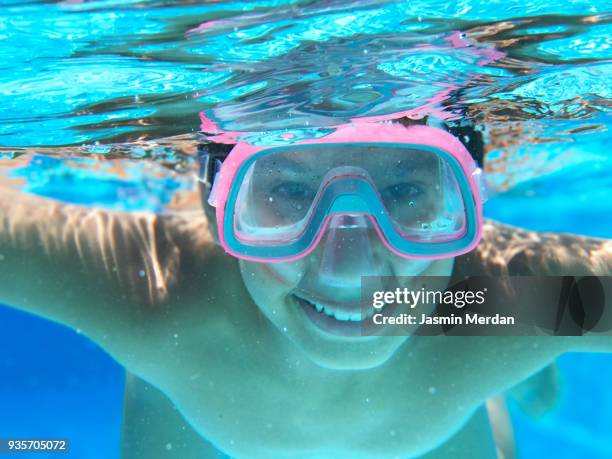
[
  {"xmin": 1, "ymin": 0, "xmax": 611, "ymax": 147},
  {"xmin": 1, "ymin": 0, "xmax": 611, "ymax": 458}
]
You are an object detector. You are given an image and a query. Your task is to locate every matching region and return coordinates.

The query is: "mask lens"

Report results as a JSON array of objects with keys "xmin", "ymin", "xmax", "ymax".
[
  {"xmin": 233, "ymin": 154, "xmax": 320, "ymax": 244},
  {"xmin": 231, "ymin": 144, "xmax": 468, "ymax": 245},
  {"xmin": 378, "ymin": 151, "xmax": 466, "ymax": 241}
]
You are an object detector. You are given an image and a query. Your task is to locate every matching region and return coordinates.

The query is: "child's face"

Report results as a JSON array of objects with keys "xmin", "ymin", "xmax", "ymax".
[{"xmin": 201, "ymin": 147, "xmax": 459, "ymax": 369}]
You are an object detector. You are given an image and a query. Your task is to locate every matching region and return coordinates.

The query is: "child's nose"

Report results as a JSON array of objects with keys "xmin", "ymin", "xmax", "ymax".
[{"xmin": 317, "ymin": 214, "xmax": 390, "ymax": 288}]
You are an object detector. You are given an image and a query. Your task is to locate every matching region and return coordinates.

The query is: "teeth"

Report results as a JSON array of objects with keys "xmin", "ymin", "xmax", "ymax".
[
  {"xmin": 348, "ymin": 311, "xmax": 364, "ymax": 321},
  {"xmin": 298, "ymin": 295, "xmax": 384, "ymax": 322},
  {"xmin": 311, "ymin": 302, "xmax": 371, "ymax": 322}
]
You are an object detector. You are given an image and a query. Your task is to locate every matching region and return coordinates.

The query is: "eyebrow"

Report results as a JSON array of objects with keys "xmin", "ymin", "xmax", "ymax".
[{"xmin": 391, "ymin": 154, "xmax": 438, "ymax": 173}]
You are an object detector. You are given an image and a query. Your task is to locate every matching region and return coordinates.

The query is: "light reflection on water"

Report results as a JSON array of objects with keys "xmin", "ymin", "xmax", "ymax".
[
  {"xmin": 0, "ymin": 0, "xmax": 610, "ymax": 216},
  {"xmin": 0, "ymin": 0, "xmax": 610, "ymax": 145}
]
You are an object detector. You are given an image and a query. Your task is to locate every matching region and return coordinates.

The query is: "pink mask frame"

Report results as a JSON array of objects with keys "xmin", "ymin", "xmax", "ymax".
[{"xmin": 209, "ymin": 122, "xmax": 485, "ymax": 262}]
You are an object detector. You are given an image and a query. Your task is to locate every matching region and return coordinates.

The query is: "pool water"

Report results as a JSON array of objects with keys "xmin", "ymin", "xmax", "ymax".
[{"xmin": 0, "ymin": 0, "xmax": 611, "ymax": 458}]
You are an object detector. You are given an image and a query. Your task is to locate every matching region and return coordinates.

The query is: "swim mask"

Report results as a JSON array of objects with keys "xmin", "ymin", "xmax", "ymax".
[{"xmin": 204, "ymin": 121, "xmax": 486, "ymax": 262}]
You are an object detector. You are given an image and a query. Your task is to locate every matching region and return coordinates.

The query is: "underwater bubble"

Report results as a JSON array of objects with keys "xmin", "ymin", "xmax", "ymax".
[{"xmin": 83, "ymin": 142, "xmax": 112, "ymax": 155}]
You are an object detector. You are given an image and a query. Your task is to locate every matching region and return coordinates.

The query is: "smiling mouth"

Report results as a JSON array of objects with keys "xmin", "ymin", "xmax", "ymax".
[{"xmin": 292, "ymin": 294, "xmax": 382, "ymax": 337}]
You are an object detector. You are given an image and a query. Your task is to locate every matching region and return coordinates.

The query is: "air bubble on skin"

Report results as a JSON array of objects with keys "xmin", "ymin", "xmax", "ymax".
[
  {"xmin": 268, "ymin": 196, "xmax": 274, "ymax": 202},
  {"xmin": 428, "ymin": 386, "xmax": 437, "ymax": 395},
  {"xmin": 365, "ymin": 397, "xmax": 370, "ymax": 403},
  {"xmin": 283, "ymin": 327, "xmax": 288, "ymax": 332},
  {"xmin": 138, "ymin": 270, "xmax": 146, "ymax": 278},
  {"xmin": 173, "ymin": 333, "xmax": 179, "ymax": 339},
  {"xmin": 165, "ymin": 443, "xmax": 172, "ymax": 451}
]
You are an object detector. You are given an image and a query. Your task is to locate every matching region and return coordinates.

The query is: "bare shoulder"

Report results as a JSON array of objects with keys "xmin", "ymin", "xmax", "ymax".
[{"xmin": 0, "ymin": 186, "xmax": 243, "ymax": 369}]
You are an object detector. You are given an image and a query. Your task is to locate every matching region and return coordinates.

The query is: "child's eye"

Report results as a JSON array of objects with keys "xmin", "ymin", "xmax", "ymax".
[
  {"xmin": 271, "ymin": 182, "xmax": 315, "ymax": 201},
  {"xmin": 382, "ymin": 182, "xmax": 423, "ymax": 201}
]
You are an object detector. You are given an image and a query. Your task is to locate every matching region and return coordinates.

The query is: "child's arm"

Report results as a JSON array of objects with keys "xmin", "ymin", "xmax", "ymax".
[
  {"xmin": 468, "ymin": 220, "xmax": 612, "ymax": 278},
  {"xmin": 469, "ymin": 220, "xmax": 612, "ymax": 350},
  {"xmin": 0, "ymin": 187, "xmax": 186, "ymax": 364}
]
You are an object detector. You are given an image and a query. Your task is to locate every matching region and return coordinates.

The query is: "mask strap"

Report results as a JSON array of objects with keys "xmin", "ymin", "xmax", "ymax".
[{"xmin": 197, "ymin": 142, "xmax": 233, "ymax": 185}]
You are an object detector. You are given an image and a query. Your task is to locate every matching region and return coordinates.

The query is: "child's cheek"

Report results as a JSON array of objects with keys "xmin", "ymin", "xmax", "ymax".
[{"xmin": 239, "ymin": 258, "xmax": 308, "ymax": 292}]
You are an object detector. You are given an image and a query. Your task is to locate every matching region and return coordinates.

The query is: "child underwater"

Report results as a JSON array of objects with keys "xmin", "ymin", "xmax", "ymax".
[{"xmin": 0, "ymin": 113, "xmax": 611, "ymax": 459}]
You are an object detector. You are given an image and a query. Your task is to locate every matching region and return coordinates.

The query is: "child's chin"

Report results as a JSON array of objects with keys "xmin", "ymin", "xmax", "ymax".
[{"xmin": 288, "ymin": 326, "xmax": 409, "ymax": 370}]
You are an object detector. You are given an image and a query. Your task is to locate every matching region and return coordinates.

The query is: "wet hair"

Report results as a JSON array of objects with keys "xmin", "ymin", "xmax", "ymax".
[
  {"xmin": 197, "ymin": 141, "xmax": 233, "ymax": 187},
  {"xmin": 447, "ymin": 122, "xmax": 484, "ymax": 168},
  {"xmin": 394, "ymin": 115, "xmax": 484, "ymax": 168}
]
